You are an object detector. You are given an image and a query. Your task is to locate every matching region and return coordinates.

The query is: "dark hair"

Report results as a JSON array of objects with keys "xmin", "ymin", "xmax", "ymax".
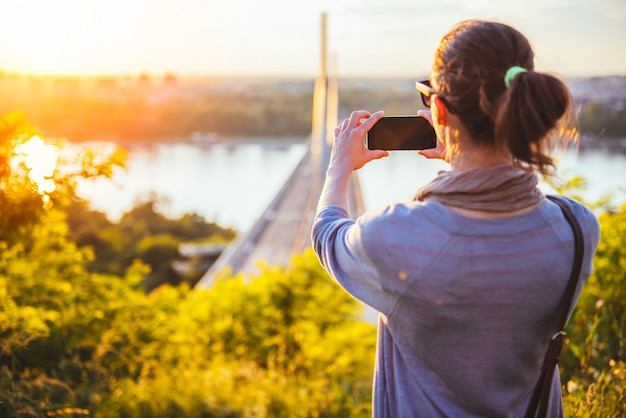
[{"xmin": 432, "ymin": 20, "xmax": 571, "ymax": 176}]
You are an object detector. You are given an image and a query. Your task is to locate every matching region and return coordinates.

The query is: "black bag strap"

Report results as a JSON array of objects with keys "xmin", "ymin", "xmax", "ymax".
[{"xmin": 525, "ymin": 195, "xmax": 585, "ymax": 418}]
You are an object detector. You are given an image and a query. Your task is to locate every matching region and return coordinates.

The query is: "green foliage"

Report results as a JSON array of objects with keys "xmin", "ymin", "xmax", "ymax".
[
  {"xmin": 65, "ymin": 199, "xmax": 236, "ymax": 290},
  {"xmin": 549, "ymin": 176, "xmax": 626, "ymax": 416},
  {"xmin": 565, "ymin": 205, "xmax": 626, "ymax": 376},
  {"xmin": 92, "ymin": 252, "xmax": 375, "ymax": 418},
  {"xmin": 0, "ymin": 112, "xmax": 48, "ymax": 243},
  {"xmin": 563, "ymin": 360, "xmax": 625, "ymax": 418},
  {"xmin": 560, "ymin": 204, "xmax": 626, "ymax": 416},
  {"xmin": 0, "ymin": 233, "xmax": 376, "ymax": 417},
  {"xmin": 115, "ymin": 200, "xmax": 234, "ymax": 243},
  {"xmin": 0, "ymin": 111, "xmax": 126, "ymax": 247},
  {"xmin": 2, "ymin": 199, "xmax": 625, "ymax": 417},
  {"xmin": 0, "ymin": 206, "xmax": 143, "ymax": 415}
]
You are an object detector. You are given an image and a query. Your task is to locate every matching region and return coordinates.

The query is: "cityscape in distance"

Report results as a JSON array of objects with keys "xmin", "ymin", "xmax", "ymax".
[{"xmin": 0, "ymin": 71, "xmax": 624, "ymax": 146}]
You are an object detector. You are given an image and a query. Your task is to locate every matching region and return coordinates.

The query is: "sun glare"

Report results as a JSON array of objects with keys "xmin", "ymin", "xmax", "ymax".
[
  {"xmin": 14, "ymin": 136, "xmax": 58, "ymax": 195},
  {"xmin": 1, "ymin": 1, "xmax": 151, "ymax": 75}
]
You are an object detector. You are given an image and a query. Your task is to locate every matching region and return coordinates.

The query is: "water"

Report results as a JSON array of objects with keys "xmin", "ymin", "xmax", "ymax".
[
  {"xmin": 74, "ymin": 141, "xmax": 308, "ymax": 232},
  {"xmin": 358, "ymin": 148, "xmax": 626, "ymax": 212},
  {"xmin": 74, "ymin": 142, "xmax": 626, "ymax": 233}
]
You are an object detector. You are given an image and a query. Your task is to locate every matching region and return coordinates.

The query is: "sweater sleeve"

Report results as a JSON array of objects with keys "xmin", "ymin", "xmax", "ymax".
[{"xmin": 311, "ymin": 205, "xmax": 399, "ymax": 315}]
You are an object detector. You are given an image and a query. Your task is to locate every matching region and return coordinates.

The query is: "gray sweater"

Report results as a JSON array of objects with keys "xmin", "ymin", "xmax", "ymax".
[{"xmin": 312, "ymin": 196, "xmax": 600, "ymax": 417}]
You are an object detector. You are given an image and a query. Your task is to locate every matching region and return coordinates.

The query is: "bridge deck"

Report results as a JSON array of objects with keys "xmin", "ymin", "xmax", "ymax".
[
  {"xmin": 232, "ymin": 152, "xmax": 315, "ymax": 276},
  {"xmin": 196, "ymin": 149, "xmax": 364, "ymax": 287}
]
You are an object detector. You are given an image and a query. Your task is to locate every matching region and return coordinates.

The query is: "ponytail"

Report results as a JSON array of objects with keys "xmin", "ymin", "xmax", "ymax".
[
  {"xmin": 494, "ymin": 71, "xmax": 571, "ymax": 176},
  {"xmin": 433, "ymin": 20, "xmax": 574, "ymax": 177}
]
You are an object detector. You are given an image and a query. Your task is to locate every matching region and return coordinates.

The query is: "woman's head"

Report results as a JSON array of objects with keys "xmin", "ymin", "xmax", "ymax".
[{"xmin": 431, "ymin": 20, "xmax": 571, "ymax": 175}]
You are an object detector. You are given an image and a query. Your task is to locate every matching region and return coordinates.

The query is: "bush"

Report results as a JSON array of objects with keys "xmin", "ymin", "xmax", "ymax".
[
  {"xmin": 561, "ymin": 204, "xmax": 626, "ymax": 416},
  {"xmin": 0, "ymin": 229, "xmax": 376, "ymax": 417}
]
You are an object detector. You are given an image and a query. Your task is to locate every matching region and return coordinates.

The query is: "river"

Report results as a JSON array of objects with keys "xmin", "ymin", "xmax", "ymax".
[{"xmin": 73, "ymin": 140, "xmax": 626, "ymax": 233}]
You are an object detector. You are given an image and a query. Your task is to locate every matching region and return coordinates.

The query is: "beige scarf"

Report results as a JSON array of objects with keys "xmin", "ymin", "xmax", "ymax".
[{"xmin": 416, "ymin": 164, "xmax": 544, "ymax": 211}]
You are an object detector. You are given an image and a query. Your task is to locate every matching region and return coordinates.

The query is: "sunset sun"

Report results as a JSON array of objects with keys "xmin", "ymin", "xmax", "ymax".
[{"xmin": 13, "ymin": 136, "xmax": 58, "ymax": 195}]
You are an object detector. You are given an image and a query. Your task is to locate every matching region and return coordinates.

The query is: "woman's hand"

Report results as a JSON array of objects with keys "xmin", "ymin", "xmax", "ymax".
[
  {"xmin": 416, "ymin": 110, "xmax": 447, "ymax": 161},
  {"xmin": 328, "ymin": 110, "xmax": 388, "ymax": 177},
  {"xmin": 317, "ymin": 110, "xmax": 388, "ymax": 210}
]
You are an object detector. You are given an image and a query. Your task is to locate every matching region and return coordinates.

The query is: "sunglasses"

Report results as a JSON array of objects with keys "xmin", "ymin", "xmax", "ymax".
[{"xmin": 415, "ymin": 80, "xmax": 456, "ymax": 113}]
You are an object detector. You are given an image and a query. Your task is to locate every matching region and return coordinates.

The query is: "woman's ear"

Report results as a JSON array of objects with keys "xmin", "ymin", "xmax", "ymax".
[{"xmin": 433, "ymin": 96, "xmax": 448, "ymax": 126}]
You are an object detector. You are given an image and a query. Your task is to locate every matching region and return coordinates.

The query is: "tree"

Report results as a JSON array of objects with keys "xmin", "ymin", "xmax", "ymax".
[
  {"xmin": 0, "ymin": 112, "xmax": 48, "ymax": 243},
  {"xmin": 0, "ymin": 111, "xmax": 127, "ymax": 244}
]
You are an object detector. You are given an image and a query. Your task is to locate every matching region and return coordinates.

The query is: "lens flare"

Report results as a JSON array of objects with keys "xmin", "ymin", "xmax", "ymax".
[{"xmin": 14, "ymin": 136, "xmax": 58, "ymax": 194}]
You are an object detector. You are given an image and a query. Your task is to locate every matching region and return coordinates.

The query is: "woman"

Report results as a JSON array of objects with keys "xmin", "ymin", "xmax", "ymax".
[{"xmin": 312, "ymin": 20, "xmax": 600, "ymax": 417}]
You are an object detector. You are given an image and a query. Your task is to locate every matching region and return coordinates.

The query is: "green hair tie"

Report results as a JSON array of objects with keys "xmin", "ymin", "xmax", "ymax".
[{"xmin": 504, "ymin": 66, "xmax": 528, "ymax": 88}]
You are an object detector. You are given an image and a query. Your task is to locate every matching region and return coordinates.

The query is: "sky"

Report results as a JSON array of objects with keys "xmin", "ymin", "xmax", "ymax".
[{"xmin": 1, "ymin": 0, "xmax": 625, "ymax": 79}]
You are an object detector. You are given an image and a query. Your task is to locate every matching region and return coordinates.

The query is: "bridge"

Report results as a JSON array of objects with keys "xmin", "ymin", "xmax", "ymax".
[{"xmin": 195, "ymin": 13, "xmax": 365, "ymax": 288}]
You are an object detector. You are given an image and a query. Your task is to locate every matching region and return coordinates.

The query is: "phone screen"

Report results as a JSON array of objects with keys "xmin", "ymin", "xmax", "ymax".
[{"xmin": 366, "ymin": 116, "xmax": 437, "ymax": 151}]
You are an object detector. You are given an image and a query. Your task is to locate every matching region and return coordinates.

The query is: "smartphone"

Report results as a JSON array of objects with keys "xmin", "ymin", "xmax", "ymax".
[{"xmin": 366, "ymin": 116, "xmax": 437, "ymax": 151}]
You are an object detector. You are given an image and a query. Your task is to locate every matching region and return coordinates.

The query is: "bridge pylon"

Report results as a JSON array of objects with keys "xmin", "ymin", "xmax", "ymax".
[{"xmin": 195, "ymin": 13, "xmax": 364, "ymax": 288}]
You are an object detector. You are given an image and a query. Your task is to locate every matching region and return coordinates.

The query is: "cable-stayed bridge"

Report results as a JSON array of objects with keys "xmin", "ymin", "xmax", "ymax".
[{"xmin": 195, "ymin": 14, "xmax": 365, "ymax": 288}]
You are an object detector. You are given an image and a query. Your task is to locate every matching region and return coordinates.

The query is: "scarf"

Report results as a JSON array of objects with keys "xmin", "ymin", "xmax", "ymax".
[{"xmin": 416, "ymin": 164, "xmax": 544, "ymax": 212}]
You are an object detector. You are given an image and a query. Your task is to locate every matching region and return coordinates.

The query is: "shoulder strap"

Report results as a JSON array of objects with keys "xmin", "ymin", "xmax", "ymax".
[
  {"xmin": 525, "ymin": 195, "xmax": 585, "ymax": 418},
  {"xmin": 546, "ymin": 195, "xmax": 585, "ymax": 330}
]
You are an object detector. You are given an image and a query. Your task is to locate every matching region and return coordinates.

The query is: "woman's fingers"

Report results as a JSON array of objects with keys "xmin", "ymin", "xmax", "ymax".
[
  {"xmin": 416, "ymin": 109, "xmax": 448, "ymax": 161},
  {"xmin": 330, "ymin": 110, "xmax": 388, "ymax": 172},
  {"xmin": 360, "ymin": 110, "xmax": 384, "ymax": 131},
  {"xmin": 347, "ymin": 110, "xmax": 373, "ymax": 128},
  {"xmin": 417, "ymin": 110, "xmax": 433, "ymax": 126}
]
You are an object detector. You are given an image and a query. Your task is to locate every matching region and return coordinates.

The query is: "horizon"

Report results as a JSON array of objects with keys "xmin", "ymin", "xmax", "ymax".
[
  {"xmin": 2, "ymin": 69, "xmax": 625, "ymax": 83},
  {"xmin": 1, "ymin": 1, "xmax": 625, "ymax": 79}
]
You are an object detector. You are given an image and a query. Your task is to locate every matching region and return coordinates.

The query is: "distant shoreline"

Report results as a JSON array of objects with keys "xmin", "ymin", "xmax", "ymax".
[
  {"xmin": 65, "ymin": 134, "xmax": 626, "ymax": 153},
  {"xmin": 70, "ymin": 136, "xmax": 308, "ymax": 149},
  {"xmin": 3, "ymin": 73, "xmax": 619, "ymax": 146}
]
